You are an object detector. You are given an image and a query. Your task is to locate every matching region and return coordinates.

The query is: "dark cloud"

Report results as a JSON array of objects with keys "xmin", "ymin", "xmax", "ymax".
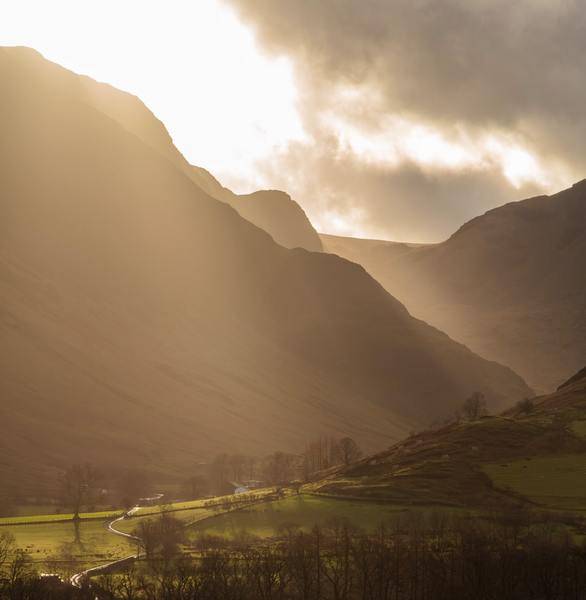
[
  {"xmin": 224, "ymin": 0, "xmax": 586, "ymax": 241},
  {"xmin": 258, "ymin": 140, "xmax": 541, "ymax": 242}
]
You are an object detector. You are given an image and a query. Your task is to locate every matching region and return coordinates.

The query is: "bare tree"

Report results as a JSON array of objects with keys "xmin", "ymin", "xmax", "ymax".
[
  {"xmin": 0, "ymin": 532, "xmax": 15, "ymax": 575},
  {"xmin": 338, "ymin": 437, "xmax": 362, "ymax": 465},
  {"xmin": 209, "ymin": 454, "xmax": 229, "ymax": 494},
  {"xmin": 118, "ymin": 468, "xmax": 150, "ymax": 509},
  {"xmin": 183, "ymin": 474, "xmax": 208, "ymax": 500},
  {"xmin": 61, "ymin": 463, "xmax": 100, "ymax": 519},
  {"xmin": 516, "ymin": 397, "xmax": 535, "ymax": 415},
  {"xmin": 263, "ymin": 452, "xmax": 296, "ymax": 485},
  {"xmin": 461, "ymin": 392, "xmax": 487, "ymax": 421},
  {"xmin": 228, "ymin": 454, "xmax": 247, "ymax": 482},
  {"xmin": 136, "ymin": 512, "xmax": 185, "ymax": 567}
]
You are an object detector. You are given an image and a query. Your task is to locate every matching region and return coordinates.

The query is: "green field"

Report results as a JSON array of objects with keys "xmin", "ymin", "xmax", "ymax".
[
  {"xmin": 126, "ymin": 487, "xmax": 278, "ymax": 517},
  {"xmin": 187, "ymin": 495, "xmax": 407, "ymax": 540},
  {"xmin": 0, "ymin": 509, "xmax": 124, "ymax": 526},
  {"xmin": 115, "ymin": 507, "xmax": 214, "ymax": 536},
  {"xmin": 571, "ymin": 420, "xmax": 586, "ymax": 440},
  {"xmin": 484, "ymin": 454, "xmax": 586, "ymax": 510},
  {"xmin": 2, "ymin": 519, "xmax": 135, "ymax": 575},
  {"xmin": 0, "ymin": 489, "xmax": 277, "ymax": 527},
  {"xmin": 1, "ymin": 487, "xmax": 282, "ymax": 574}
]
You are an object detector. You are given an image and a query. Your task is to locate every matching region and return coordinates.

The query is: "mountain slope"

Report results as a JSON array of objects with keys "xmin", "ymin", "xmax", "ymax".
[
  {"xmin": 190, "ymin": 167, "xmax": 323, "ymax": 252},
  {"xmin": 312, "ymin": 367, "xmax": 586, "ymax": 509},
  {"xmin": 73, "ymin": 64, "xmax": 322, "ymax": 252},
  {"xmin": 322, "ymin": 183, "xmax": 586, "ymax": 392},
  {"xmin": 0, "ymin": 47, "xmax": 529, "ymax": 492}
]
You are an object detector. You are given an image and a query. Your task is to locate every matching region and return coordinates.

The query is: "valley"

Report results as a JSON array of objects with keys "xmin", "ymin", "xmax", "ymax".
[{"xmin": 1, "ymin": 4, "xmax": 586, "ymax": 593}]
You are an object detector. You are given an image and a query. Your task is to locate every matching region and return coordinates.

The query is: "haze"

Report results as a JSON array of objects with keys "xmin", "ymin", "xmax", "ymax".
[
  {"xmin": 3, "ymin": 0, "xmax": 585, "ymax": 241},
  {"xmin": 2, "ymin": 3, "xmax": 586, "ymax": 597}
]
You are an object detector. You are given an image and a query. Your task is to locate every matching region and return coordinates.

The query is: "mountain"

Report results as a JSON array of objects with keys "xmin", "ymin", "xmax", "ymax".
[
  {"xmin": 311, "ymin": 367, "xmax": 586, "ymax": 509},
  {"xmin": 0, "ymin": 47, "xmax": 529, "ymax": 492},
  {"xmin": 322, "ymin": 182, "xmax": 586, "ymax": 393},
  {"xmin": 66, "ymin": 60, "xmax": 322, "ymax": 252},
  {"xmin": 190, "ymin": 167, "xmax": 322, "ymax": 252}
]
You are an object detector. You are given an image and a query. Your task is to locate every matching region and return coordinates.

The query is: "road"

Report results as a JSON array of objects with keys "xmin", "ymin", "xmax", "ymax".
[
  {"xmin": 69, "ymin": 494, "xmax": 163, "ymax": 589},
  {"xmin": 69, "ymin": 490, "xmax": 277, "ymax": 590}
]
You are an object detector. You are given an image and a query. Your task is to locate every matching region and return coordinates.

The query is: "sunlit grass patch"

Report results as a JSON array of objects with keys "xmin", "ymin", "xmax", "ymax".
[
  {"xmin": 484, "ymin": 454, "xmax": 586, "ymax": 509},
  {"xmin": 0, "ymin": 509, "xmax": 124, "ymax": 526},
  {"xmin": 186, "ymin": 494, "xmax": 406, "ymax": 540},
  {"xmin": 570, "ymin": 420, "xmax": 586, "ymax": 440},
  {"xmin": 2, "ymin": 519, "xmax": 135, "ymax": 574}
]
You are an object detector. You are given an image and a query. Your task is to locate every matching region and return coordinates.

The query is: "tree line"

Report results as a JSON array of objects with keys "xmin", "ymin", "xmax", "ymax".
[
  {"xmin": 86, "ymin": 509, "xmax": 586, "ymax": 600},
  {"xmin": 4, "ymin": 504, "xmax": 586, "ymax": 598},
  {"xmin": 189, "ymin": 436, "xmax": 363, "ymax": 499}
]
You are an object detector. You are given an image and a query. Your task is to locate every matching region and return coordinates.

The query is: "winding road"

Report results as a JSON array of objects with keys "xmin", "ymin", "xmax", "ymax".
[
  {"xmin": 69, "ymin": 490, "xmax": 279, "ymax": 591},
  {"xmin": 70, "ymin": 494, "xmax": 163, "ymax": 589}
]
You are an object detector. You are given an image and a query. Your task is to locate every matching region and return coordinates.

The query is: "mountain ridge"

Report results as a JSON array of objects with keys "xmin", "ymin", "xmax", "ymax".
[
  {"xmin": 322, "ymin": 181, "xmax": 586, "ymax": 392},
  {"xmin": 0, "ymin": 46, "xmax": 530, "ymax": 492}
]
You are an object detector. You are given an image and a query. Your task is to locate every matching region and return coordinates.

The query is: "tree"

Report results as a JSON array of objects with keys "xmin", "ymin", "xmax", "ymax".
[
  {"xmin": 338, "ymin": 437, "xmax": 362, "ymax": 465},
  {"xmin": 136, "ymin": 512, "xmax": 184, "ymax": 566},
  {"xmin": 290, "ymin": 480, "xmax": 303, "ymax": 495},
  {"xmin": 461, "ymin": 392, "xmax": 487, "ymax": 421},
  {"xmin": 516, "ymin": 397, "xmax": 535, "ymax": 415},
  {"xmin": 182, "ymin": 474, "xmax": 209, "ymax": 500},
  {"xmin": 209, "ymin": 454, "xmax": 229, "ymax": 493},
  {"xmin": 263, "ymin": 452, "xmax": 296, "ymax": 485},
  {"xmin": 228, "ymin": 454, "xmax": 247, "ymax": 482},
  {"xmin": 0, "ymin": 532, "xmax": 15, "ymax": 575},
  {"xmin": 118, "ymin": 468, "xmax": 150, "ymax": 509},
  {"xmin": 61, "ymin": 463, "xmax": 100, "ymax": 519}
]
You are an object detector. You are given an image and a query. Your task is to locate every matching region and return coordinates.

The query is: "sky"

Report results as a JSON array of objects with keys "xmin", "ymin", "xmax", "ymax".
[{"xmin": 1, "ymin": 0, "xmax": 584, "ymax": 242}]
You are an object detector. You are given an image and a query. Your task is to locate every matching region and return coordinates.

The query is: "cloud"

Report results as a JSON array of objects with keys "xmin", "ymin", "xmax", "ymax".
[
  {"xmin": 257, "ymin": 139, "xmax": 542, "ymax": 242},
  {"xmin": 222, "ymin": 0, "xmax": 585, "ymax": 242}
]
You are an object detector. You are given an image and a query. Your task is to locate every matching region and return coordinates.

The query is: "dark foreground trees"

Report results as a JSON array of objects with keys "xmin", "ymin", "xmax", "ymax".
[
  {"xmin": 4, "ymin": 510, "xmax": 586, "ymax": 599},
  {"xmin": 91, "ymin": 511, "xmax": 586, "ymax": 600},
  {"xmin": 0, "ymin": 531, "xmax": 90, "ymax": 599}
]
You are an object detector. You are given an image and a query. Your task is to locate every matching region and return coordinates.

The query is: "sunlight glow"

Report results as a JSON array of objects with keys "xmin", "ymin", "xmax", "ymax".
[
  {"xmin": 0, "ymin": 6, "xmax": 572, "ymax": 241},
  {"xmin": 324, "ymin": 108, "xmax": 562, "ymax": 192},
  {"xmin": 313, "ymin": 207, "xmax": 370, "ymax": 239},
  {"xmin": 0, "ymin": 0, "xmax": 305, "ymax": 190}
]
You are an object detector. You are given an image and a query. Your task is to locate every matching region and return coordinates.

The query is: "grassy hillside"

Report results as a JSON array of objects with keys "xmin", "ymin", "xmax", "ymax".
[{"xmin": 311, "ymin": 368, "xmax": 586, "ymax": 510}]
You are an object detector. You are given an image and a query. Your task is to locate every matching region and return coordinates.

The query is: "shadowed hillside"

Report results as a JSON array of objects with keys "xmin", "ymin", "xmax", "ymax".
[
  {"xmin": 190, "ymin": 167, "xmax": 323, "ymax": 252},
  {"xmin": 322, "ymin": 183, "xmax": 586, "ymax": 392},
  {"xmin": 312, "ymin": 367, "xmax": 586, "ymax": 509},
  {"xmin": 68, "ymin": 60, "xmax": 322, "ymax": 252},
  {"xmin": 0, "ymin": 47, "xmax": 529, "ymax": 492}
]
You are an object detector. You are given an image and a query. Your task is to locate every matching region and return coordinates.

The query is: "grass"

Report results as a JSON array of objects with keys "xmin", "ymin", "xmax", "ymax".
[
  {"xmin": 0, "ymin": 489, "xmax": 278, "ymax": 526},
  {"xmin": 484, "ymin": 454, "xmax": 586, "ymax": 510},
  {"xmin": 570, "ymin": 420, "xmax": 586, "ymax": 440},
  {"xmin": 127, "ymin": 487, "xmax": 278, "ymax": 517},
  {"xmin": 186, "ymin": 494, "xmax": 407, "ymax": 540},
  {"xmin": 2, "ymin": 487, "xmax": 282, "ymax": 572},
  {"xmin": 115, "ymin": 507, "xmax": 214, "ymax": 536},
  {"xmin": 116, "ymin": 489, "xmax": 282, "ymax": 536},
  {"xmin": 0, "ymin": 509, "xmax": 124, "ymax": 526},
  {"xmin": 2, "ymin": 519, "xmax": 135, "ymax": 575}
]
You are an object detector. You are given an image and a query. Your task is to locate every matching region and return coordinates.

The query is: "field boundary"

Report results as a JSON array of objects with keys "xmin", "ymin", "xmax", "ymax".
[{"xmin": 0, "ymin": 513, "xmax": 124, "ymax": 528}]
